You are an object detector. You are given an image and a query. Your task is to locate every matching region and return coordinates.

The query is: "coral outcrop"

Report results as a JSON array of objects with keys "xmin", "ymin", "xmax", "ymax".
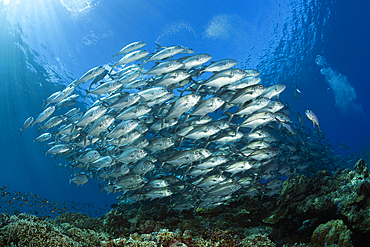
[
  {"xmin": 311, "ymin": 219, "xmax": 352, "ymax": 247},
  {"xmin": 0, "ymin": 213, "xmax": 108, "ymax": 247}
]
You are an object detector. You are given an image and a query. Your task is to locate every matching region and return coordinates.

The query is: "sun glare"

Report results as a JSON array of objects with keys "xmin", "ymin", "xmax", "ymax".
[{"xmin": 59, "ymin": 0, "xmax": 95, "ymax": 13}]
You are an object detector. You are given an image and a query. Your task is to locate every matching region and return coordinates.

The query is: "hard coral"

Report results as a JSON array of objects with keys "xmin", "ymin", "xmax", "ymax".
[
  {"xmin": 0, "ymin": 213, "xmax": 78, "ymax": 247},
  {"xmin": 263, "ymin": 159, "xmax": 370, "ymax": 239},
  {"xmin": 311, "ymin": 219, "xmax": 353, "ymax": 247},
  {"xmin": 52, "ymin": 212, "xmax": 103, "ymax": 232},
  {"xmin": 101, "ymin": 237, "xmax": 157, "ymax": 247},
  {"xmin": 241, "ymin": 233, "xmax": 276, "ymax": 247},
  {"xmin": 0, "ymin": 213, "xmax": 109, "ymax": 247},
  {"xmin": 201, "ymin": 228, "xmax": 243, "ymax": 246},
  {"xmin": 102, "ymin": 209, "xmax": 130, "ymax": 237},
  {"xmin": 156, "ymin": 228, "xmax": 176, "ymax": 246}
]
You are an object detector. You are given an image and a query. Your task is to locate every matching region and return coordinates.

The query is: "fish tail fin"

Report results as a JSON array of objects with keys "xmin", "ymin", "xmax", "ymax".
[
  {"xmin": 157, "ymin": 157, "xmax": 165, "ymax": 171},
  {"xmin": 109, "ymin": 65, "xmax": 115, "ymax": 74},
  {"xmin": 160, "ymin": 117, "xmax": 165, "ymax": 129},
  {"xmin": 83, "ymin": 90, "xmax": 90, "ymax": 100},
  {"xmin": 98, "ymin": 184, "xmax": 104, "ymax": 193},
  {"xmin": 190, "ymin": 79, "xmax": 203, "ymax": 94},
  {"xmin": 193, "ymin": 69, "xmax": 203, "ymax": 78},
  {"xmin": 20, "ymin": 129, "xmax": 23, "ymax": 136},
  {"xmin": 100, "ymin": 134, "xmax": 107, "ymax": 147},
  {"xmin": 67, "ymin": 118, "xmax": 77, "ymax": 134},
  {"xmin": 79, "ymin": 132, "xmax": 87, "ymax": 147},
  {"xmin": 203, "ymin": 141, "xmax": 209, "ymax": 148},
  {"xmin": 224, "ymin": 111, "xmax": 234, "ymax": 123},
  {"xmin": 155, "ymin": 42, "xmax": 163, "ymax": 50},
  {"xmin": 182, "ymin": 113, "xmax": 190, "ymax": 123},
  {"xmin": 179, "ymin": 137, "xmax": 184, "ymax": 146},
  {"xmin": 229, "ymin": 123, "xmax": 240, "ymax": 137}
]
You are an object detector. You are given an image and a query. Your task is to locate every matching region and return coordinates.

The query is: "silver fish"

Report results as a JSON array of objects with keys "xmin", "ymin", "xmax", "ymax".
[
  {"xmin": 38, "ymin": 115, "xmax": 66, "ymax": 133},
  {"xmin": 144, "ymin": 188, "xmax": 173, "ymax": 200},
  {"xmin": 166, "ymin": 149, "xmax": 211, "ymax": 166},
  {"xmin": 76, "ymin": 105, "xmax": 107, "ymax": 127},
  {"xmin": 111, "ymin": 50, "xmax": 149, "ymax": 70},
  {"xmin": 226, "ymin": 76, "xmax": 261, "ymax": 91},
  {"xmin": 70, "ymin": 174, "xmax": 88, "ymax": 187},
  {"xmin": 155, "ymin": 70, "xmax": 190, "ymax": 87},
  {"xmin": 113, "ymin": 41, "xmax": 146, "ymax": 58},
  {"xmin": 116, "ymin": 148, "xmax": 147, "ymax": 163},
  {"xmin": 109, "ymin": 93, "xmax": 141, "ymax": 109},
  {"xmin": 87, "ymin": 115, "xmax": 115, "ymax": 137},
  {"xmin": 34, "ymin": 133, "xmax": 52, "ymax": 142},
  {"xmin": 89, "ymin": 156, "xmax": 114, "ymax": 170},
  {"xmin": 78, "ymin": 150, "xmax": 100, "ymax": 164},
  {"xmin": 193, "ymin": 174, "xmax": 227, "ymax": 188},
  {"xmin": 146, "ymin": 60, "xmax": 184, "ymax": 75},
  {"xmin": 147, "ymin": 45, "xmax": 184, "ymax": 62},
  {"xmin": 76, "ymin": 66, "xmax": 106, "ymax": 86},
  {"xmin": 116, "ymin": 104, "xmax": 151, "ymax": 121},
  {"xmin": 132, "ymin": 160, "xmax": 155, "ymax": 175},
  {"xmin": 185, "ymin": 124, "xmax": 221, "ymax": 140},
  {"xmin": 164, "ymin": 94, "xmax": 200, "ymax": 119},
  {"xmin": 33, "ymin": 106, "xmax": 56, "ymax": 126},
  {"xmin": 223, "ymin": 161, "xmax": 253, "ymax": 177},
  {"xmin": 191, "ymin": 97, "xmax": 225, "ymax": 116},
  {"xmin": 20, "ymin": 116, "xmax": 34, "ymax": 136},
  {"xmin": 84, "ymin": 80, "xmax": 123, "ymax": 99},
  {"xmin": 202, "ymin": 59, "xmax": 237, "ymax": 73},
  {"xmin": 181, "ymin": 53, "xmax": 212, "ymax": 70},
  {"xmin": 106, "ymin": 120, "xmax": 139, "ymax": 139},
  {"xmin": 229, "ymin": 84, "xmax": 266, "ymax": 104},
  {"xmin": 305, "ymin": 109, "xmax": 320, "ymax": 135},
  {"xmin": 195, "ymin": 155, "xmax": 228, "ymax": 170},
  {"xmin": 202, "ymin": 68, "xmax": 247, "ymax": 89},
  {"xmin": 46, "ymin": 144, "xmax": 70, "ymax": 155},
  {"xmin": 146, "ymin": 137, "xmax": 175, "ymax": 151},
  {"xmin": 261, "ymin": 84, "xmax": 286, "ymax": 99},
  {"xmin": 240, "ymin": 112, "xmax": 276, "ymax": 131}
]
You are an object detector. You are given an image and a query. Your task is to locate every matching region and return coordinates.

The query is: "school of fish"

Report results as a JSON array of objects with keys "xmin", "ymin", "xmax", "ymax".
[{"xmin": 21, "ymin": 41, "xmax": 336, "ymax": 211}]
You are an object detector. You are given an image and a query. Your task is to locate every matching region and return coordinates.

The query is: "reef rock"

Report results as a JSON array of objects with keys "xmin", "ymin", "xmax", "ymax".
[{"xmin": 311, "ymin": 219, "xmax": 353, "ymax": 247}]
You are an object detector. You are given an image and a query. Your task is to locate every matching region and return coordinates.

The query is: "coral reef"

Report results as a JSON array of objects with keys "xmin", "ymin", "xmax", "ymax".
[
  {"xmin": 311, "ymin": 219, "xmax": 353, "ymax": 247},
  {"xmin": 101, "ymin": 235, "xmax": 157, "ymax": 247},
  {"xmin": 0, "ymin": 213, "xmax": 108, "ymax": 247},
  {"xmin": 52, "ymin": 212, "xmax": 103, "ymax": 232},
  {"xmin": 2, "ymin": 159, "xmax": 370, "ymax": 246},
  {"xmin": 0, "ymin": 213, "xmax": 78, "ymax": 246},
  {"xmin": 263, "ymin": 159, "xmax": 370, "ymax": 245},
  {"xmin": 241, "ymin": 233, "xmax": 276, "ymax": 246}
]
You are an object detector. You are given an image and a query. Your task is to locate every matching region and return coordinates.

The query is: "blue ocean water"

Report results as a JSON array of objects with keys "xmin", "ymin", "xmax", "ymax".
[{"xmin": 0, "ymin": 0, "xmax": 369, "ymax": 216}]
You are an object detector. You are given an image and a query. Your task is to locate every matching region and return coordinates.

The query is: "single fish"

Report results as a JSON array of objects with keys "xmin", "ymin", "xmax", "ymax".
[
  {"xmin": 145, "ymin": 60, "xmax": 184, "ymax": 75},
  {"xmin": 294, "ymin": 84, "xmax": 301, "ymax": 99},
  {"xmin": 33, "ymin": 106, "xmax": 56, "ymax": 126},
  {"xmin": 34, "ymin": 133, "xmax": 52, "ymax": 143},
  {"xmin": 20, "ymin": 116, "xmax": 34, "ymax": 136},
  {"xmin": 201, "ymin": 59, "xmax": 237, "ymax": 73},
  {"xmin": 76, "ymin": 66, "xmax": 106, "ymax": 86},
  {"xmin": 146, "ymin": 45, "xmax": 184, "ymax": 62},
  {"xmin": 111, "ymin": 50, "xmax": 149, "ymax": 71},
  {"xmin": 113, "ymin": 41, "xmax": 146, "ymax": 58},
  {"xmin": 305, "ymin": 109, "xmax": 321, "ymax": 135}
]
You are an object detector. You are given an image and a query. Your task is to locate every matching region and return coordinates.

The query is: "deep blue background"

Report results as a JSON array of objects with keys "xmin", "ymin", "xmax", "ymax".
[{"xmin": 0, "ymin": 0, "xmax": 369, "ymax": 215}]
